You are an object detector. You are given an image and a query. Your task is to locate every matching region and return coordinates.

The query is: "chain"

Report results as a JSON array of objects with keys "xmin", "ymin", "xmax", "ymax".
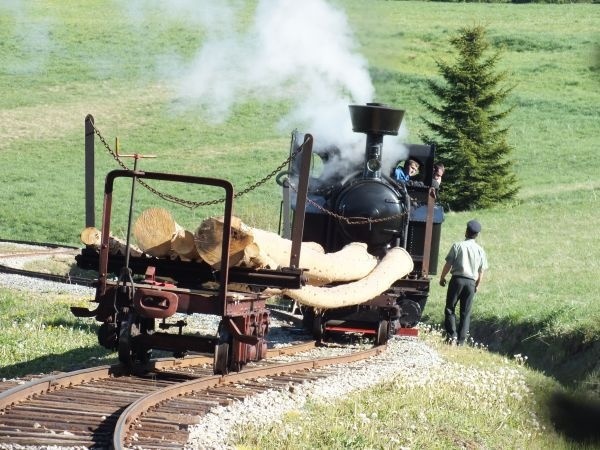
[
  {"xmin": 91, "ymin": 123, "xmax": 307, "ymax": 208},
  {"xmin": 285, "ymin": 179, "xmax": 408, "ymax": 225}
]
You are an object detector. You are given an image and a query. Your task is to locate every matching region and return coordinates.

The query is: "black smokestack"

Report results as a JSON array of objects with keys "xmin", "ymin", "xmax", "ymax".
[{"xmin": 348, "ymin": 103, "xmax": 405, "ymax": 179}]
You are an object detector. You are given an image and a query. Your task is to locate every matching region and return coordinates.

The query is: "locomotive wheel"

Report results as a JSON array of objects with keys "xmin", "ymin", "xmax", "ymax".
[
  {"xmin": 398, "ymin": 299, "xmax": 422, "ymax": 328},
  {"xmin": 376, "ymin": 320, "xmax": 390, "ymax": 345},
  {"xmin": 118, "ymin": 310, "xmax": 151, "ymax": 369}
]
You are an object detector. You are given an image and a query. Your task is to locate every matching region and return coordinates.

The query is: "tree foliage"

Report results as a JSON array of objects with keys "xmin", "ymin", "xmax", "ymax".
[{"xmin": 420, "ymin": 25, "xmax": 519, "ymax": 211}]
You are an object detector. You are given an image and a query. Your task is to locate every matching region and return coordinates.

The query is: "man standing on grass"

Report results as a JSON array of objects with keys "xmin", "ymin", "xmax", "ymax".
[{"xmin": 439, "ymin": 220, "xmax": 488, "ymax": 345}]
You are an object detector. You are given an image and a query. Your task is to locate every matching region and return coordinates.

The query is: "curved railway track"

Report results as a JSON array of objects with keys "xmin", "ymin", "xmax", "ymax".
[{"xmin": 0, "ymin": 342, "xmax": 385, "ymax": 449}]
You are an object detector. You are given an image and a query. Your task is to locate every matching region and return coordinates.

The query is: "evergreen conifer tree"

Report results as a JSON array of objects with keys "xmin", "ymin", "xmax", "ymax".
[{"xmin": 420, "ymin": 26, "xmax": 518, "ymax": 211}]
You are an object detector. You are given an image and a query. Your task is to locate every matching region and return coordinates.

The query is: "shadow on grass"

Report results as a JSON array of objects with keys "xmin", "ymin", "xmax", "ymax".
[
  {"xmin": 1, "ymin": 316, "xmax": 116, "ymax": 379},
  {"xmin": 422, "ymin": 309, "xmax": 599, "ymax": 391},
  {"xmin": 0, "ymin": 346, "xmax": 116, "ymax": 379},
  {"xmin": 423, "ymin": 312, "xmax": 600, "ymax": 444},
  {"xmin": 44, "ymin": 315, "xmax": 95, "ymax": 327},
  {"xmin": 468, "ymin": 316, "xmax": 600, "ymax": 392}
]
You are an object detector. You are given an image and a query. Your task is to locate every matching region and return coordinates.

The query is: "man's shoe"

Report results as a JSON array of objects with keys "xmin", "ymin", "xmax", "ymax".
[{"xmin": 445, "ymin": 337, "xmax": 458, "ymax": 346}]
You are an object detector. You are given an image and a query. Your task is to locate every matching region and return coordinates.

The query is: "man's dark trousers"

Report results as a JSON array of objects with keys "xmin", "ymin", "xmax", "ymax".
[{"xmin": 444, "ymin": 275, "xmax": 476, "ymax": 344}]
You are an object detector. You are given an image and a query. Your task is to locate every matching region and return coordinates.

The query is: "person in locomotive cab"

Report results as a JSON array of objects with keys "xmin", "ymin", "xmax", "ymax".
[
  {"xmin": 394, "ymin": 158, "xmax": 420, "ymax": 183},
  {"xmin": 439, "ymin": 220, "xmax": 488, "ymax": 346},
  {"xmin": 432, "ymin": 163, "xmax": 445, "ymax": 189}
]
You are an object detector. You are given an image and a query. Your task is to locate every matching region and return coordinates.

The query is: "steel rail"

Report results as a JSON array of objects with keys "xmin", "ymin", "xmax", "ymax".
[
  {"xmin": 0, "ymin": 339, "xmax": 317, "ymax": 412},
  {"xmin": 148, "ymin": 341, "xmax": 317, "ymax": 374},
  {"xmin": 0, "ymin": 238, "xmax": 79, "ymax": 250},
  {"xmin": 113, "ymin": 343, "xmax": 386, "ymax": 449},
  {"xmin": 0, "ymin": 239, "xmax": 94, "ymax": 286},
  {"xmin": 0, "ymin": 365, "xmax": 123, "ymax": 411},
  {"xmin": 0, "ymin": 263, "xmax": 96, "ymax": 287}
]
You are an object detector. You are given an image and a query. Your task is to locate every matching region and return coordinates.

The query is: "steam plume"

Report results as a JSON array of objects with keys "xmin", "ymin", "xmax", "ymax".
[{"xmin": 176, "ymin": 0, "xmax": 408, "ymax": 175}]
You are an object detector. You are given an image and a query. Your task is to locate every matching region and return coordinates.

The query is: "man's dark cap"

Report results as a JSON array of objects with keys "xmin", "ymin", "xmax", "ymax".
[{"xmin": 467, "ymin": 220, "xmax": 481, "ymax": 234}]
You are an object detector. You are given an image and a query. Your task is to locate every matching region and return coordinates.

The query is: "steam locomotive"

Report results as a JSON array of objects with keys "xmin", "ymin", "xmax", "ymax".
[{"xmin": 279, "ymin": 103, "xmax": 444, "ymax": 344}]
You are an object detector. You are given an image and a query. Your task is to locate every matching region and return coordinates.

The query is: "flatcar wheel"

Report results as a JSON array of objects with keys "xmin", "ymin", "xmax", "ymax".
[
  {"xmin": 214, "ymin": 320, "xmax": 232, "ymax": 375},
  {"xmin": 229, "ymin": 361, "xmax": 243, "ymax": 373},
  {"xmin": 118, "ymin": 310, "xmax": 150, "ymax": 368},
  {"xmin": 376, "ymin": 320, "xmax": 390, "ymax": 345},
  {"xmin": 98, "ymin": 322, "xmax": 118, "ymax": 350},
  {"xmin": 213, "ymin": 343, "xmax": 229, "ymax": 375}
]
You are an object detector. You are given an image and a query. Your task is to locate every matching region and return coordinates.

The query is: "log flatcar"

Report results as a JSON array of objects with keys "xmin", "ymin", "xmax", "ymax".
[{"xmin": 72, "ymin": 116, "xmax": 314, "ymax": 374}]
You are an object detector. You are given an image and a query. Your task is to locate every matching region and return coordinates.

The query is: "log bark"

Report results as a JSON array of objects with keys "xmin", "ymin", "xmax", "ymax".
[
  {"xmin": 278, "ymin": 247, "xmax": 413, "ymax": 309},
  {"xmin": 249, "ymin": 229, "xmax": 378, "ymax": 286}
]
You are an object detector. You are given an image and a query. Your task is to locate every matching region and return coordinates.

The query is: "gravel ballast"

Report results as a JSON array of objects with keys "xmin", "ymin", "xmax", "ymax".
[{"xmin": 187, "ymin": 336, "xmax": 443, "ymax": 449}]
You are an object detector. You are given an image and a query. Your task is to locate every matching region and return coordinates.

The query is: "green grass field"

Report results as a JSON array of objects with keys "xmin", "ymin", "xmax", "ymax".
[{"xmin": 1, "ymin": 0, "xmax": 599, "ymax": 416}]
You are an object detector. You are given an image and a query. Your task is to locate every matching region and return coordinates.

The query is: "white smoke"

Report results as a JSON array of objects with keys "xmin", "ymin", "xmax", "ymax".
[
  {"xmin": 175, "ymin": 0, "xmax": 408, "ymax": 177},
  {"xmin": 178, "ymin": 0, "xmax": 372, "ymax": 125},
  {"xmin": 1, "ymin": 0, "xmax": 55, "ymax": 75}
]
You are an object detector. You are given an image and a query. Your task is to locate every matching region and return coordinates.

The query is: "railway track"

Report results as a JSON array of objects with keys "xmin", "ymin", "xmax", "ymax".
[
  {"xmin": 0, "ymin": 239, "xmax": 95, "ymax": 287},
  {"xmin": 0, "ymin": 341, "xmax": 385, "ymax": 449}
]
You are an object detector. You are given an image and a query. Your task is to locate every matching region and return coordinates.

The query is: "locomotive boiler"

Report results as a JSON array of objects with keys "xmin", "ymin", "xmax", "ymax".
[{"xmin": 279, "ymin": 103, "xmax": 444, "ymax": 343}]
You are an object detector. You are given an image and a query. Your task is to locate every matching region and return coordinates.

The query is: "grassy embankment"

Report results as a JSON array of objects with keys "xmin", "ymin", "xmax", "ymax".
[{"xmin": 0, "ymin": 1, "xmax": 598, "ymax": 447}]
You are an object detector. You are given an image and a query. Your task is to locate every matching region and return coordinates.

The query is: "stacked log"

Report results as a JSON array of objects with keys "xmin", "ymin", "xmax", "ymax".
[
  {"xmin": 194, "ymin": 216, "xmax": 259, "ymax": 269},
  {"xmin": 193, "ymin": 217, "xmax": 379, "ymax": 286},
  {"xmin": 192, "ymin": 216, "xmax": 414, "ymax": 307},
  {"xmin": 81, "ymin": 208, "xmax": 414, "ymax": 310},
  {"xmin": 171, "ymin": 226, "xmax": 201, "ymax": 261}
]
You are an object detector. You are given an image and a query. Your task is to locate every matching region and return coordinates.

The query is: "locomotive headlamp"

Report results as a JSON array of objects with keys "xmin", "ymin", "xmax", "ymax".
[
  {"xmin": 365, "ymin": 141, "xmax": 382, "ymax": 178},
  {"xmin": 366, "ymin": 157, "xmax": 381, "ymax": 172}
]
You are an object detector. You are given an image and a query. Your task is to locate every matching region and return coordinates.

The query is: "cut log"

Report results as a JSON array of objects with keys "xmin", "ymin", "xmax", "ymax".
[
  {"xmin": 278, "ymin": 247, "xmax": 414, "ymax": 309},
  {"xmin": 171, "ymin": 225, "xmax": 201, "ymax": 261},
  {"xmin": 79, "ymin": 227, "xmax": 142, "ymax": 257},
  {"xmin": 133, "ymin": 208, "xmax": 177, "ymax": 258},
  {"xmin": 108, "ymin": 236, "xmax": 143, "ymax": 257},
  {"xmin": 236, "ymin": 242, "xmax": 278, "ymax": 269},
  {"xmin": 80, "ymin": 227, "xmax": 101, "ymax": 246},
  {"xmin": 194, "ymin": 216, "xmax": 254, "ymax": 269},
  {"xmin": 250, "ymin": 229, "xmax": 377, "ymax": 286}
]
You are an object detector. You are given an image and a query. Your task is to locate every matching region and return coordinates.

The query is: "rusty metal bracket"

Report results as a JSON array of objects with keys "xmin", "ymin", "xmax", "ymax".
[
  {"xmin": 289, "ymin": 134, "xmax": 313, "ymax": 269},
  {"xmin": 226, "ymin": 317, "xmax": 260, "ymax": 345}
]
